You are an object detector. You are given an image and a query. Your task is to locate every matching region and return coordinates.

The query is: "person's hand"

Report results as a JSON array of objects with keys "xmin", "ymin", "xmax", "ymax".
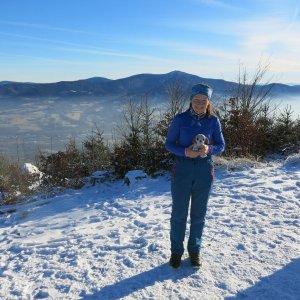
[
  {"xmin": 185, "ymin": 144, "xmax": 209, "ymax": 158},
  {"xmin": 199, "ymin": 144, "xmax": 209, "ymax": 157},
  {"xmin": 185, "ymin": 146, "xmax": 201, "ymax": 158}
]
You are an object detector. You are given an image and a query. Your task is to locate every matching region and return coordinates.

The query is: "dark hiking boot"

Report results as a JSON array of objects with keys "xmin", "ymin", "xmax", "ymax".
[
  {"xmin": 189, "ymin": 253, "xmax": 201, "ymax": 268},
  {"xmin": 169, "ymin": 254, "xmax": 182, "ymax": 268}
]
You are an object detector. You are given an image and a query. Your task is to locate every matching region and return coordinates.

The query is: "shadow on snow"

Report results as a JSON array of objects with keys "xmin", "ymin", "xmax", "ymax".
[
  {"xmin": 225, "ymin": 258, "xmax": 300, "ymax": 300},
  {"xmin": 81, "ymin": 261, "xmax": 198, "ymax": 300}
]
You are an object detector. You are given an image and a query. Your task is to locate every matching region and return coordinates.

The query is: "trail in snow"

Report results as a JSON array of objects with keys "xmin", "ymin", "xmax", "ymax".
[{"xmin": 0, "ymin": 159, "xmax": 299, "ymax": 300}]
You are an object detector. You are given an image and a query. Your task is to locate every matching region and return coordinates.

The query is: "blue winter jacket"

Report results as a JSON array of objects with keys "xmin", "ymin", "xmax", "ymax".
[{"xmin": 165, "ymin": 110, "xmax": 225, "ymax": 157}]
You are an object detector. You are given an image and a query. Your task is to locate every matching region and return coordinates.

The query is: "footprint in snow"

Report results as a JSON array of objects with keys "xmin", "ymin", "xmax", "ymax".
[
  {"xmin": 267, "ymin": 243, "xmax": 277, "ymax": 249},
  {"xmin": 270, "ymin": 220, "xmax": 281, "ymax": 226},
  {"xmin": 133, "ymin": 219, "xmax": 151, "ymax": 229},
  {"xmin": 258, "ymin": 228, "xmax": 266, "ymax": 234},
  {"xmin": 283, "ymin": 186, "xmax": 296, "ymax": 191},
  {"xmin": 35, "ymin": 289, "xmax": 49, "ymax": 299},
  {"xmin": 272, "ymin": 179, "xmax": 284, "ymax": 184},
  {"xmin": 43, "ymin": 270, "xmax": 55, "ymax": 278},
  {"xmin": 108, "ymin": 231, "xmax": 120, "ymax": 238},
  {"xmin": 148, "ymin": 243, "xmax": 160, "ymax": 252},
  {"xmin": 111, "ymin": 202, "xmax": 131, "ymax": 214},
  {"xmin": 89, "ymin": 216, "xmax": 102, "ymax": 223},
  {"xmin": 131, "ymin": 237, "xmax": 148, "ymax": 248},
  {"xmin": 217, "ymin": 282, "xmax": 228, "ymax": 290},
  {"xmin": 273, "ymin": 239, "xmax": 282, "ymax": 245},
  {"xmin": 236, "ymin": 243, "xmax": 246, "ymax": 251},
  {"xmin": 222, "ymin": 218, "xmax": 231, "ymax": 224},
  {"xmin": 123, "ymin": 257, "xmax": 135, "ymax": 268}
]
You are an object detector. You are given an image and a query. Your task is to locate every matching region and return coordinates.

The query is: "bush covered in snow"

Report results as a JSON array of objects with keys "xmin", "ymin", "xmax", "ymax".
[
  {"xmin": 283, "ymin": 153, "xmax": 300, "ymax": 168},
  {"xmin": 36, "ymin": 134, "xmax": 110, "ymax": 189},
  {"xmin": 0, "ymin": 155, "xmax": 40, "ymax": 205},
  {"xmin": 213, "ymin": 156, "xmax": 263, "ymax": 171}
]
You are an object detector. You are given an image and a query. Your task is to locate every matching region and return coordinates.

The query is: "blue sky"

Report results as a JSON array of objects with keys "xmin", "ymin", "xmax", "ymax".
[{"xmin": 1, "ymin": 0, "xmax": 300, "ymax": 83}]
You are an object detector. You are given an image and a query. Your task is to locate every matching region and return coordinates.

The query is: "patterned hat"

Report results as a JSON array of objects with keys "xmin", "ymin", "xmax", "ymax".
[{"xmin": 190, "ymin": 83, "xmax": 213, "ymax": 100}]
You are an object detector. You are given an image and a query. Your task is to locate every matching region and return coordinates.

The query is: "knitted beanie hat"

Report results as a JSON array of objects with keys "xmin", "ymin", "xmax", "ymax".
[{"xmin": 190, "ymin": 83, "xmax": 213, "ymax": 100}]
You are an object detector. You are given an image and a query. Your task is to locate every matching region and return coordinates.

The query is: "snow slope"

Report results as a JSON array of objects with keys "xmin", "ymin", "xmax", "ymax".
[{"xmin": 0, "ymin": 158, "xmax": 299, "ymax": 300}]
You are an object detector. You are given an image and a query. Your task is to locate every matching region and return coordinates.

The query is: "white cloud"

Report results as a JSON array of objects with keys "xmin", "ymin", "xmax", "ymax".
[
  {"xmin": 0, "ymin": 31, "xmax": 95, "ymax": 48},
  {"xmin": 153, "ymin": 9, "xmax": 300, "ymax": 82},
  {"xmin": 0, "ymin": 20, "xmax": 90, "ymax": 35},
  {"xmin": 51, "ymin": 45, "xmax": 175, "ymax": 63},
  {"xmin": 0, "ymin": 31, "xmax": 176, "ymax": 65}
]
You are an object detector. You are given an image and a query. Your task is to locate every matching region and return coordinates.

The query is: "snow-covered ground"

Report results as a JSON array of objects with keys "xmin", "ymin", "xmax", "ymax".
[{"xmin": 0, "ymin": 157, "xmax": 299, "ymax": 300}]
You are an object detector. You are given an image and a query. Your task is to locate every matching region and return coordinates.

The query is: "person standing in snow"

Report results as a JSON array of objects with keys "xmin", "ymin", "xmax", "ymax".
[{"xmin": 165, "ymin": 83, "xmax": 225, "ymax": 268}]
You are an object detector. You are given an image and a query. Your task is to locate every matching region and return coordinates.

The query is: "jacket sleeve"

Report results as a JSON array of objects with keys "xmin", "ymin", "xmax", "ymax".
[
  {"xmin": 209, "ymin": 117, "xmax": 225, "ymax": 155},
  {"xmin": 165, "ymin": 115, "xmax": 186, "ymax": 157}
]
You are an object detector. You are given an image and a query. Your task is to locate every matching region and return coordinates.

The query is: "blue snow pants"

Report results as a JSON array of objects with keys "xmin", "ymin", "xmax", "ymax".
[{"xmin": 170, "ymin": 156, "xmax": 214, "ymax": 255}]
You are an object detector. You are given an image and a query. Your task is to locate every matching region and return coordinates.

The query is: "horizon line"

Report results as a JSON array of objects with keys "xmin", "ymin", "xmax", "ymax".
[{"xmin": 0, "ymin": 70, "xmax": 299, "ymax": 86}]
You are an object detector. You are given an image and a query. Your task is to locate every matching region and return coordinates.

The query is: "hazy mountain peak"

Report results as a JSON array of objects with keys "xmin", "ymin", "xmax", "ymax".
[{"xmin": 0, "ymin": 71, "xmax": 299, "ymax": 98}]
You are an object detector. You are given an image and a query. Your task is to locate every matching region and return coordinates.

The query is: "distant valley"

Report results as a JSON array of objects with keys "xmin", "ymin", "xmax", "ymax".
[{"xmin": 1, "ymin": 71, "xmax": 299, "ymax": 163}]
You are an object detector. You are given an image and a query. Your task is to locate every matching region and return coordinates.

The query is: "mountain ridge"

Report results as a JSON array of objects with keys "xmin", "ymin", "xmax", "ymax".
[{"xmin": 0, "ymin": 70, "xmax": 299, "ymax": 98}]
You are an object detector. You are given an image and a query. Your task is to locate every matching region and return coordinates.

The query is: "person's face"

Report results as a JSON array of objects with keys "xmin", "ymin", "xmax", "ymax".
[{"xmin": 191, "ymin": 94, "xmax": 209, "ymax": 114}]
